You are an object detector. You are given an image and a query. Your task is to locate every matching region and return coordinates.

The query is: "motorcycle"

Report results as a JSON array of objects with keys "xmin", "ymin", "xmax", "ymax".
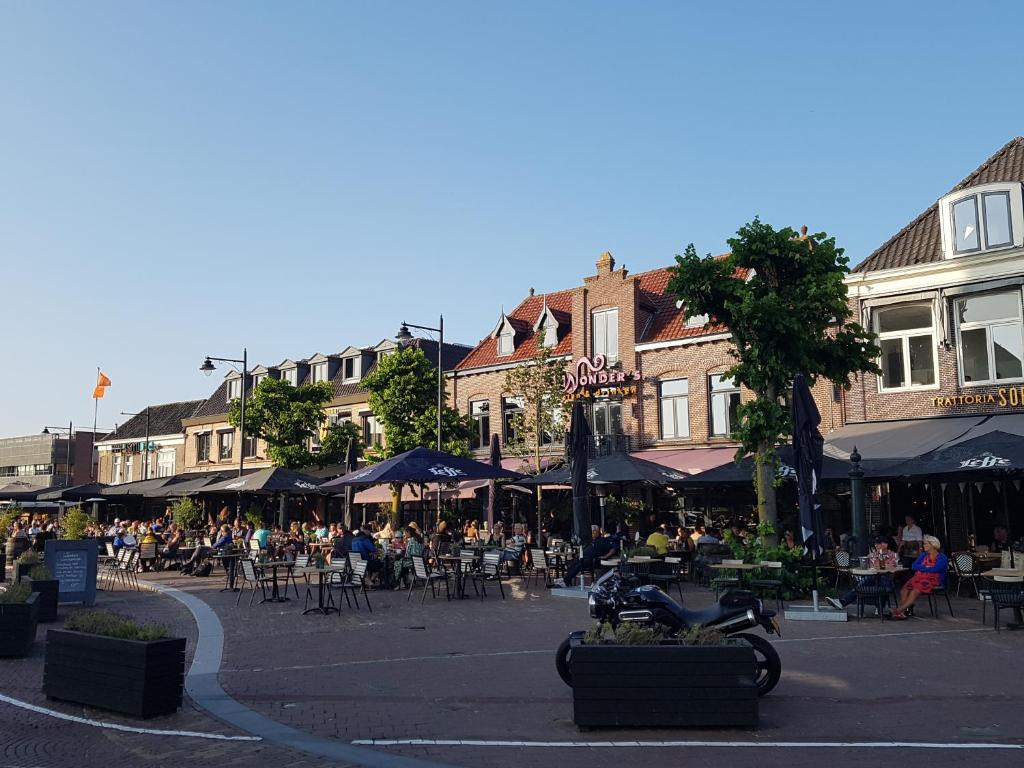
[{"xmin": 556, "ymin": 570, "xmax": 782, "ymax": 696}]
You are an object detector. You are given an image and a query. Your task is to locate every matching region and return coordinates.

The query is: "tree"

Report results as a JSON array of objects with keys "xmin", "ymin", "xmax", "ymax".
[
  {"xmin": 667, "ymin": 219, "xmax": 880, "ymax": 541},
  {"xmin": 361, "ymin": 346, "xmax": 473, "ymax": 520},
  {"xmin": 227, "ymin": 377, "xmax": 334, "ymax": 470},
  {"xmin": 503, "ymin": 345, "xmax": 569, "ymax": 474},
  {"xmin": 315, "ymin": 420, "xmax": 363, "ymax": 468}
]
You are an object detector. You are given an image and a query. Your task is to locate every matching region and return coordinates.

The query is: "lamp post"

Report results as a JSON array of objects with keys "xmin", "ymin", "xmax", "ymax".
[
  {"xmin": 199, "ymin": 350, "xmax": 247, "ymax": 479},
  {"xmin": 397, "ymin": 317, "xmax": 444, "ymax": 522},
  {"xmin": 120, "ymin": 407, "xmax": 152, "ymax": 480},
  {"xmin": 849, "ymin": 445, "xmax": 867, "ymax": 558},
  {"xmin": 41, "ymin": 422, "xmax": 73, "ymax": 488}
]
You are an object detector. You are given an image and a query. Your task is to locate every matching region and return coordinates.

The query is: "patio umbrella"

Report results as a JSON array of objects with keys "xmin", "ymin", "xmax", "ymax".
[
  {"xmin": 793, "ymin": 374, "xmax": 825, "ymax": 560},
  {"xmin": 569, "ymin": 400, "xmax": 593, "ymax": 546},
  {"xmin": 486, "ymin": 434, "xmax": 500, "ymax": 530},
  {"xmin": 319, "ymin": 447, "xmax": 524, "ymax": 489},
  {"xmin": 680, "ymin": 445, "xmax": 857, "ymax": 486},
  {"xmin": 344, "ymin": 436, "xmax": 358, "ymax": 528},
  {"xmin": 514, "ymin": 452, "xmax": 689, "ymax": 487},
  {"xmin": 199, "ymin": 466, "xmax": 324, "ymax": 494},
  {"xmin": 35, "ymin": 483, "xmax": 108, "ymax": 502}
]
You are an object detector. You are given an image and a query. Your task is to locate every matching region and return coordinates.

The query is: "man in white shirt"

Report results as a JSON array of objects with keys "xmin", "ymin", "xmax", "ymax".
[{"xmin": 898, "ymin": 514, "xmax": 923, "ymax": 566}]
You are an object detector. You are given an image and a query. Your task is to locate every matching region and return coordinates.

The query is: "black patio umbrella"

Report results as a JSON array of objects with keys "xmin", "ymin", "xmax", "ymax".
[
  {"xmin": 793, "ymin": 374, "xmax": 825, "ymax": 560},
  {"xmin": 319, "ymin": 446, "xmax": 523, "ymax": 489},
  {"xmin": 343, "ymin": 436, "xmax": 358, "ymax": 528},
  {"xmin": 35, "ymin": 483, "xmax": 108, "ymax": 502},
  {"xmin": 680, "ymin": 445, "xmax": 857, "ymax": 486},
  {"xmin": 486, "ymin": 433, "xmax": 501, "ymax": 530},
  {"xmin": 568, "ymin": 400, "xmax": 593, "ymax": 546},
  {"xmin": 515, "ymin": 451, "xmax": 690, "ymax": 487},
  {"xmin": 200, "ymin": 467, "xmax": 325, "ymax": 494}
]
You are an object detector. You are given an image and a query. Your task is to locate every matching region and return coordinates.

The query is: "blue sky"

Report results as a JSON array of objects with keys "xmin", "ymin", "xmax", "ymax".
[{"xmin": 3, "ymin": 2, "xmax": 1023, "ymax": 436}]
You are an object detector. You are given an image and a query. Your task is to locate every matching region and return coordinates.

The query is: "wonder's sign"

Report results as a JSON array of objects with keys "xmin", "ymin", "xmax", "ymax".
[{"xmin": 563, "ymin": 354, "xmax": 642, "ymax": 401}]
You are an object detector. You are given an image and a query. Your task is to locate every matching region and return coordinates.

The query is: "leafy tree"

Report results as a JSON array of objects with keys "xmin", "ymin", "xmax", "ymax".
[
  {"xmin": 361, "ymin": 346, "xmax": 473, "ymax": 520},
  {"xmin": 227, "ymin": 377, "xmax": 333, "ymax": 469},
  {"xmin": 59, "ymin": 506, "xmax": 91, "ymax": 540},
  {"xmin": 667, "ymin": 219, "xmax": 879, "ymax": 541},
  {"xmin": 503, "ymin": 345, "xmax": 569, "ymax": 474},
  {"xmin": 314, "ymin": 420, "xmax": 363, "ymax": 468},
  {"xmin": 171, "ymin": 497, "xmax": 205, "ymax": 532}
]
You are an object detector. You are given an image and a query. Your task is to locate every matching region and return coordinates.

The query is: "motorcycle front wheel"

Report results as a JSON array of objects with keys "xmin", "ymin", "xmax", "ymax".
[
  {"xmin": 734, "ymin": 632, "xmax": 781, "ymax": 696},
  {"xmin": 555, "ymin": 637, "xmax": 573, "ymax": 686}
]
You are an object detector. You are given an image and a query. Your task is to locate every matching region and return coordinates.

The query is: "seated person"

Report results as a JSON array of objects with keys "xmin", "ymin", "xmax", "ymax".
[
  {"xmin": 351, "ymin": 527, "xmax": 384, "ymax": 582},
  {"xmin": 827, "ymin": 537, "xmax": 899, "ymax": 609},
  {"xmin": 891, "ymin": 536, "xmax": 948, "ymax": 619},
  {"xmin": 501, "ymin": 523, "xmax": 527, "ymax": 564},
  {"xmin": 562, "ymin": 527, "xmax": 619, "ymax": 586},
  {"xmin": 331, "ymin": 525, "xmax": 354, "ymax": 561},
  {"xmin": 991, "ymin": 525, "xmax": 1010, "ymax": 553},
  {"xmin": 182, "ymin": 524, "xmax": 233, "ymax": 573},
  {"xmin": 646, "ymin": 529, "xmax": 670, "ymax": 556},
  {"xmin": 161, "ymin": 523, "xmax": 182, "ymax": 559}
]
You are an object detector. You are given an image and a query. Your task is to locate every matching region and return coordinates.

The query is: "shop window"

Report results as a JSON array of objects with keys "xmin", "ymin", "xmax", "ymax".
[
  {"xmin": 218, "ymin": 430, "xmax": 234, "ymax": 461},
  {"xmin": 591, "ymin": 400, "xmax": 623, "ymax": 437},
  {"xmin": 502, "ymin": 397, "xmax": 524, "ymax": 445},
  {"xmin": 659, "ymin": 378, "xmax": 690, "ymax": 439},
  {"xmin": 196, "ymin": 433, "xmax": 211, "ymax": 463},
  {"xmin": 875, "ymin": 303, "xmax": 937, "ymax": 390},
  {"xmin": 592, "ymin": 309, "xmax": 619, "ymax": 362},
  {"xmin": 957, "ymin": 291, "xmax": 1024, "ymax": 385},
  {"xmin": 470, "ymin": 400, "xmax": 490, "ymax": 450},
  {"xmin": 709, "ymin": 375, "xmax": 740, "ymax": 437}
]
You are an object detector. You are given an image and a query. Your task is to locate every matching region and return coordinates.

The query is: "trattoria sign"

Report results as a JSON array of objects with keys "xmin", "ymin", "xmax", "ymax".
[
  {"xmin": 932, "ymin": 386, "xmax": 1024, "ymax": 409},
  {"xmin": 563, "ymin": 354, "xmax": 642, "ymax": 401}
]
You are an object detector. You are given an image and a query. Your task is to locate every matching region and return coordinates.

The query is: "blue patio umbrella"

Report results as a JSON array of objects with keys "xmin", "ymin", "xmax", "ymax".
[{"xmin": 319, "ymin": 446, "xmax": 523, "ymax": 489}]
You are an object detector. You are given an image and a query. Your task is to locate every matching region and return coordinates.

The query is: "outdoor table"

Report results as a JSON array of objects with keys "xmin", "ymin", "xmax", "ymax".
[
  {"xmin": 438, "ymin": 554, "xmax": 467, "ymax": 598},
  {"xmin": 711, "ymin": 562, "xmax": 760, "ymax": 587},
  {"xmin": 987, "ymin": 568, "xmax": 1024, "ymax": 579},
  {"xmin": 294, "ymin": 565, "xmax": 347, "ymax": 615},
  {"xmin": 260, "ymin": 560, "xmax": 295, "ymax": 603},
  {"xmin": 851, "ymin": 567, "xmax": 907, "ymax": 576},
  {"xmin": 211, "ymin": 551, "xmax": 245, "ymax": 592}
]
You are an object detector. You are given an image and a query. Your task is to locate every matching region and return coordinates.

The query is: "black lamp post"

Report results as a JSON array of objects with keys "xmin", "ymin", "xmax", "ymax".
[
  {"xmin": 200, "ymin": 349, "xmax": 248, "ymax": 479},
  {"xmin": 397, "ymin": 317, "xmax": 444, "ymax": 522},
  {"xmin": 42, "ymin": 422, "xmax": 73, "ymax": 488}
]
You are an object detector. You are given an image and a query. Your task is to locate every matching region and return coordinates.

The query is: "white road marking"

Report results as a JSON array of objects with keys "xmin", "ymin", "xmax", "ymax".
[
  {"xmin": 353, "ymin": 739, "xmax": 1024, "ymax": 750},
  {"xmin": 773, "ymin": 627, "xmax": 991, "ymax": 644},
  {"xmin": 0, "ymin": 693, "xmax": 261, "ymax": 741}
]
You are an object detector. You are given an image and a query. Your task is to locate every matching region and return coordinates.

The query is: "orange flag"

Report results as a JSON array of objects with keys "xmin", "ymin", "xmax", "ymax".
[
  {"xmin": 97, "ymin": 371, "xmax": 112, "ymax": 387},
  {"xmin": 93, "ymin": 386, "xmax": 106, "ymax": 399},
  {"xmin": 94, "ymin": 370, "xmax": 112, "ymax": 399}
]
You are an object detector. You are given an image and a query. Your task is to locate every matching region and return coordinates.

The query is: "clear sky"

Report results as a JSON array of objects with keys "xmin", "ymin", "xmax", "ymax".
[{"xmin": 3, "ymin": 2, "xmax": 1024, "ymax": 437}]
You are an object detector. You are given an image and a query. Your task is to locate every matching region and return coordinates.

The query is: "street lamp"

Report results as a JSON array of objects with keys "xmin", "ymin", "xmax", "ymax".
[
  {"xmin": 41, "ymin": 422, "xmax": 73, "ymax": 488},
  {"xmin": 199, "ymin": 349, "xmax": 248, "ymax": 478},
  {"xmin": 397, "ymin": 317, "xmax": 444, "ymax": 522},
  {"xmin": 120, "ymin": 407, "xmax": 152, "ymax": 480}
]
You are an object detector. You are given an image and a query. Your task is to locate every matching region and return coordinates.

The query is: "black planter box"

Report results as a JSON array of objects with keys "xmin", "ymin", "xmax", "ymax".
[
  {"xmin": 26, "ymin": 578, "xmax": 59, "ymax": 623},
  {"xmin": 0, "ymin": 592, "xmax": 39, "ymax": 657},
  {"xmin": 15, "ymin": 562, "xmax": 36, "ymax": 583},
  {"xmin": 44, "ymin": 630, "xmax": 187, "ymax": 718},
  {"xmin": 0, "ymin": 552, "xmax": 6, "ymax": 582},
  {"xmin": 570, "ymin": 642, "xmax": 758, "ymax": 728}
]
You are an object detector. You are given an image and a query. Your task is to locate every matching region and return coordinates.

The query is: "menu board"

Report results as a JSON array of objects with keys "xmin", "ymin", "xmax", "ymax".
[
  {"xmin": 52, "ymin": 549, "xmax": 88, "ymax": 594},
  {"xmin": 44, "ymin": 540, "xmax": 98, "ymax": 606}
]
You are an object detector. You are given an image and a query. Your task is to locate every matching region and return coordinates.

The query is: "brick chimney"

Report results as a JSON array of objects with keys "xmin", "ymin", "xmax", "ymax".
[{"xmin": 596, "ymin": 250, "xmax": 615, "ymax": 276}]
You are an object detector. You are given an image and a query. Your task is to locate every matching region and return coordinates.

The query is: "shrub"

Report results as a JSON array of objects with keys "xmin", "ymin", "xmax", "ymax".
[
  {"xmin": 244, "ymin": 509, "xmax": 263, "ymax": 528},
  {"xmin": 60, "ymin": 507, "xmax": 91, "ymax": 540},
  {"xmin": 0, "ymin": 583, "xmax": 32, "ymax": 604},
  {"xmin": 171, "ymin": 498, "xmax": 205, "ymax": 532},
  {"xmin": 0, "ymin": 509, "xmax": 21, "ymax": 544},
  {"xmin": 29, "ymin": 565, "xmax": 53, "ymax": 580},
  {"xmin": 582, "ymin": 621, "xmax": 728, "ymax": 647},
  {"xmin": 16, "ymin": 550, "xmax": 41, "ymax": 565},
  {"xmin": 63, "ymin": 610, "xmax": 168, "ymax": 641}
]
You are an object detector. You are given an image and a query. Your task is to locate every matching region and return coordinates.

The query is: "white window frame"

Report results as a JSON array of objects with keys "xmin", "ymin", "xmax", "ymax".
[
  {"xmin": 112, "ymin": 454, "xmax": 123, "ymax": 485},
  {"xmin": 196, "ymin": 433, "xmax": 211, "ymax": 463},
  {"xmin": 227, "ymin": 377, "xmax": 242, "ymax": 401},
  {"xmin": 343, "ymin": 357, "xmax": 360, "ymax": 382},
  {"xmin": 312, "ymin": 362, "xmax": 328, "ymax": 384},
  {"xmin": 218, "ymin": 430, "xmax": 234, "ymax": 461},
  {"xmin": 956, "ymin": 290, "xmax": 1024, "ymax": 387},
  {"xmin": 469, "ymin": 400, "xmax": 490, "ymax": 450},
  {"xmin": 156, "ymin": 449, "xmax": 176, "ymax": 478},
  {"xmin": 873, "ymin": 303, "xmax": 939, "ymax": 393},
  {"xmin": 940, "ymin": 182, "xmax": 1024, "ymax": 259},
  {"xmin": 659, "ymin": 378, "xmax": 690, "ymax": 440},
  {"xmin": 708, "ymin": 375, "xmax": 741, "ymax": 438},
  {"xmin": 497, "ymin": 332, "xmax": 514, "ymax": 356},
  {"xmin": 252, "ymin": 373, "xmax": 265, "ymax": 389},
  {"xmin": 592, "ymin": 308, "xmax": 619, "ymax": 362},
  {"xmin": 281, "ymin": 368, "xmax": 297, "ymax": 386},
  {"xmin": 124, "ymin": 455, "xmax": 134, "ymax": 482}
]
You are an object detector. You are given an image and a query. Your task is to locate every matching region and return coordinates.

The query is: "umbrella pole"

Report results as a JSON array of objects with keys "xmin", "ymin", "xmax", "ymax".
[{"xmin": 1003, "ymin": 478, "xmax": 1015, "ymax": 568}]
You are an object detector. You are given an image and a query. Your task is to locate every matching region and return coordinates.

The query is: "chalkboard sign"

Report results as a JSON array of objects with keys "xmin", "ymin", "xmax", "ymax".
[{"xmin": 44, "ymin": 540, "xmax": 98, "ymax": 606}]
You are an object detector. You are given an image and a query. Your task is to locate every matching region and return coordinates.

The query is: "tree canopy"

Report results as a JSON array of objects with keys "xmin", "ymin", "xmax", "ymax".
[{"xmin": 503, "ymin": 345, "xmax": 568, "ymax": 474}]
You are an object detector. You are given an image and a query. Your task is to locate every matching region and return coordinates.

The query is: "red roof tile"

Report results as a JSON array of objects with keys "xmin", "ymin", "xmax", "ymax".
[{"xmin": 456, "ymin": 290, "xmax": 575, "ymax": 370}]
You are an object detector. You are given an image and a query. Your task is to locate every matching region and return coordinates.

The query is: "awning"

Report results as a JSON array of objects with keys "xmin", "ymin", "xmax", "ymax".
[{"xmin": 630, "ymin": 447, "xmax": 736, "ymax": 476}]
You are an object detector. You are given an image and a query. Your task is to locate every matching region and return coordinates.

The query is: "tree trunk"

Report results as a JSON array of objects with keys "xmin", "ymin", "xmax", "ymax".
[
  {"xmin": 754, "ymin": 383, "xmax": 779, "ymax": 546},
  {"xmin": 389, "ymin": 483, "xmax": 403, "ymax": 527}
]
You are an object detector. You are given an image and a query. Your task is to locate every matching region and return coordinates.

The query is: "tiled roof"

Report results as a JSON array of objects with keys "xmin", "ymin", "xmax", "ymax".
[
  {"xmin": 855, "ymin": 137, "xmax": 1024, "ymax": 273},
  {"xmin": 456, "ymin": 290, "xmax": 575, "ymax": 370},
  {"xmin": 101, "ymin": 400, "xmax": 204, "ymax": 441},
  {"xmin": 190, "ymin": 380, "xmax": 234, "ymax": 420}
]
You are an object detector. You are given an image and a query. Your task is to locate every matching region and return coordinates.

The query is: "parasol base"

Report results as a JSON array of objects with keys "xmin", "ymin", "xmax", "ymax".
[
  {"xmin": 550, "ymin": 586, "xmax": 591, "ymax": 600},
  {"xmin": 784, "ymin": 604, "xmax": 848, "ymax": 622}
]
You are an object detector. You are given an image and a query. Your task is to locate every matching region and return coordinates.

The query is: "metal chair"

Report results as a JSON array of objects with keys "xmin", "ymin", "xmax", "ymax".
[
  {"xmin": 951, "ymin": 552, "xmax": 981, "ymax": 598},
  {"xmin": 924, "ymin": 581, "xmax": 954, "ymax": 618},
  {"xmin": 408, "ymin": 556, "xmax": 451, "ymax": 603},
  {"xmin": 341, "ymin": 559, "xmax": 372, "ymax": 612},
  {"xmin": 468, "ymin": 550, "xmax": 505, "ymax": 599},
  {"xmin": 833, "ymin": 550, "xmax": 852, "ymax": 588},
  {"xmin": 711, "ymin": 559, "xmax": 742, "ymax": 598},
  {"xmin": 524, "ymin": 548, "xmax": 554, "ymax": 588},
  {"xmin": 853, "ymin": 580, "xmax": 895, "ymax": 620},
  {"xmin": 138, "ymin": 541, "xmax": 158, "ymax": 572},
  {"xmin": 982, "ymin": 576, "xmax": 1024, "ymax": 631},
  {"xmin": 237, "ymin": 558, "xmax": 274, "ymax": 607},
  {"xmin": 647, "ymin": 557, "xmax": 685, "ymax": 601},
  {"xmin": 748, "ymin": 561, "xmax": 785, "ymax": 611}
]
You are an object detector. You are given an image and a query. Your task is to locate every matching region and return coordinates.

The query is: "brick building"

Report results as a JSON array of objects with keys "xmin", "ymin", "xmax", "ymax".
[{"xmin": 95, "ymin": 400, "xmax": 204, "ymax": 485}]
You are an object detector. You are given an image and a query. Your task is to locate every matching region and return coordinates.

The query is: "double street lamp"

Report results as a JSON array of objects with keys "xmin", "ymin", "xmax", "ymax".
[
  {"xmin": 41, "ymin": 422, "xmax": 73, "ymax": 488},
  {"xmin": 200, "ymin": 349, "xmax": 247, "ymax": 478}
]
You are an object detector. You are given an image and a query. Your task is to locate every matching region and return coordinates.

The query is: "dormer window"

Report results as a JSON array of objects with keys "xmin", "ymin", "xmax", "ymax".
[
  {"xmin": 226, "ymin": 377, "xmax": 242, "ymax": 401},
  {"xmin": 541, "ymin": 323, "xmax": 557, "ymax": 348},
  {"xmin": 281, "ymin": 368, "xmax": 297, "ymax": 386},
  {"xmin": 686, "ymin": 313, "xmax": 709, "ymax": 329},
  {"xmin": 941, "ymin": 183, "xmax": 1023, "ymax": 258},
  {"xmin": 497, "ymin": 331, "xmax": 514, "ymax": 356},
  {"xmin": 343, "ymin": 357, "xmax": 360, "ymax": 382},
  {"xmin": 252, "ymin": 373, "xmax": 265, "ymax": 389},
  {"xmin": 311, "ymin": 362, "xmax": 328, "ymax": 384}
]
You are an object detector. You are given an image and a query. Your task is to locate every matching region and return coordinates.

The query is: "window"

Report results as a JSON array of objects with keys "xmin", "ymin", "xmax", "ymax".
[
  {"xmin": 281, "ymin": 368, "xmax": 297, "ymax": 386},
  {"xmin": 0, "ymin": 466, "xmax": 14, "ymax": 477},
  {"xmin": 470, "ymin": 400, "xmax": 490, "ymax": 450},
  {"xmin": 343, "ymin": 357, "xmax": 360, "ymax": 381},
  {"xmin": 952, "ymin": 195, "xmax": 981, "ymax": 254},
  {"xmin": 943, "ymin": 185, "xmax": 1020, "ymax": 257},
  {"xmin": 124, "ymin": 456, "xmax": 134, "ymax": 482},
  {"xmin": 592, "ymin": 309, "xmax": 619, "ymax": 361},
  {"xmin": 497, "ymin": 332, "xmax": 514, "ymax": 356},
  {"xmin": 227, "ymin": 377, "xmax": 242, "ymax": 401},
  {"xmin": 984, "ymin": 192, "xmax": 1013, "ymax": 248},
  {"xmin": 157, "ymin": 449, "xmax": 175, "ymax": 478},
  {"xmin": 502, "ymin": 397, "xmax": 524, "ymax": 445},
  {"xmin": 686, "ymin": 313, "xmax": 710, "ymax": 329},
  {"xmin": 196, "ymin": 433, "xmax": 211, "ymax": 463},
  {"xmin": 312, "ymin": 362, "xmax": 328, "ymax": 384},
  {"xmin": 591, "ymin": 400, "xmax": 623, "ymax": 436},
  {"xmin": 957, "ymin": 291, "xmax": 1024, "ymax": 384},
  {"xmin": 362, "ymin": 414, "xmax": 384, "ymax": 447},
  {"xmin": 243, "ymin": 436, "xmax": 258, "ymax": 458},
  {"xmin": 875, "ymin": 304, "xmax": 936, "ymax": 390},
  {"xmin": 218, "ymin": 430, "xmax": 234, "ymax": 461},
  {"xmin": 709, "ymin": 375, "xmax": 741, "ymax": 437},
  {"xmin": 252, "ymin": 373, "xmax": 266, "ymax": 389},
  {"xmin": 112, "ymin": 454, "xmax": 123, "ymax": 484},
  {"xmin": 659, "ymin": 378, "xmax": 690, "ymax": 439}
]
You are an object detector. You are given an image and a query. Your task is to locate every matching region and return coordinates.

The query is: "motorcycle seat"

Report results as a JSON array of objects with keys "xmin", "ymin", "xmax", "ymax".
[{"xmin": 676, "ymin": 602, "xmax": 750, "ymax": 627}]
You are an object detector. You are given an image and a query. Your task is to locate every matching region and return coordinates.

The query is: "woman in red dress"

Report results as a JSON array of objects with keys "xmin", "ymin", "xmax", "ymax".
[{"xmin": 891, "ymin": 535, "xmax": 948, "ymax": 619}]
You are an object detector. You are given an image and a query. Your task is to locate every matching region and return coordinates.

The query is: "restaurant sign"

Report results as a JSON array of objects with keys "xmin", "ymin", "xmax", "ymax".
[
  {"xmin": 931, "ymin": 386, "xmax": 1024, "ymax": 409},
  {"xmin": 563, "ymin": 355, "xmax": 642, "ymax": 401}
]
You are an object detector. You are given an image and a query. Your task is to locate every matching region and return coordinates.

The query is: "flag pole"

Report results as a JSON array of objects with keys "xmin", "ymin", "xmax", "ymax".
[{"xmin": 92, "ymin": 367, "xmax": 100, "ymax": 481}]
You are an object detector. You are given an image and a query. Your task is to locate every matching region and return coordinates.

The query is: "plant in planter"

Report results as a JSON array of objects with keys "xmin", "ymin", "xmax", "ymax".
[
  {"xmin": 0, "ymin": 509, "xmax": 23, "ymax": 581},
  {"xmin": 15, "ymin": 549, "xmax": 42, "ymax": 583},
  {"xmin": 59, "ymin": 507, "xmax": 91, "ymax": 540},
  {"xmin": 171, "ymin": 498, "xmax": 205, "ymax": 533},
  {"xmin": 44, "ymin": 610, "xmax": 186, "ymax": 718},
  {"xmin": 569, "ymin": 621, "xmax": 757, "ymax": 729},
  {"xmin": 26, "ymin": 564, "xmax": 59, "ymax": 623},
  {"xmin": 0, "ymin": 582, "xmax": 40, "ymax": 657}
]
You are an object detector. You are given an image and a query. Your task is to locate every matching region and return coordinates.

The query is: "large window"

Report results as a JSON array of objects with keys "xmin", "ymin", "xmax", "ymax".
[
  {"xmin": 709, "ymin": 375, "xmax": 741, "ymax": 437},
  {"xmin": 243, "ymin": 435, "xmax": 258, "ymax": 458},
  {"xmin": 502, "ymin": 397, "xmax": 524, "ymax": 445},
  {"xmin": 470, "ymin": 400, "xmax": 490, "ymax": 450},
  {"xmin": 592, "ymin": 309, "xmax": 619, "ymax": 362},
  {"xmin": 227, "ymin": 377, "xmax": 242, "ymax": 401},
  {"xmin": 124, "ymin": 456, "xmax": 134, "ymax": 482},
  {"xmin": 957, "ymin": 291, "xmax": 1024, "ymax": 385},
  {"xmin": 591, "ymin": 400, "xmax": 623, "ymax": 436},
  {"xmin": 875, "ymin": 304, "xmax": 936, "ymax": 390},
  {"xmin": 659, "ymin": 378, "xmax": 690, "ymax": 439},
  {"xmin": 196, "ymin": 433, "xmax": 211, "ymax": 463},
  {"xmin": 218, "ymin": 430, "xmax": 234, "ymax": 461},
  {"xmin": 157, "ymin": 449, "xmax": 176, "ymax": 478},
  {"xmin": 362, "ymin": 414, "xmax": 384, "ymax": 448},
  {"xmin": 948, "ymin": 189, "xmax": 1016, "ymax": 256},
  {"xmin": 112, "ymin": 454, "xmax": 123, "ymax": 484}
]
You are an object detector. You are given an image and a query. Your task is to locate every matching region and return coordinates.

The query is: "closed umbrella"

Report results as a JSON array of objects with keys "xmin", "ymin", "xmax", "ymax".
[
  {"xmin": 486, "ymin": 434, "xmax": 500, "ymax": 530},
  {"xmin": 344, "ymin": 437, "xmax": 358, "ymax": 527},
  {"xmin": 569, "ymin": 400, "xmax": 592, "ymax": 546},
  {"xmin": 793, "ymin": 374, "xmax": 825, "ymax": 559}
]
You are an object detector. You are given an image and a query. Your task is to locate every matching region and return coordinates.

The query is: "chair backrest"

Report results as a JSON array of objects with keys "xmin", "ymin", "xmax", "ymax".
[
  {"xmin": 139, "ymin": 541, "xmax": 157, "ymax": 559},
  {"xmin": 294, "ymin": 554, "xmax": 310, "ymax": 568},
  {"xmin": 834, "ymin": 550, "xmax": 852, "ymax": 568},
  {"xmin": 437, "ymin": 542, "xmax": 452, "ymax": 556},
  {"xmin": 954, "ymin": 552, "xmax": 975, "ymax": 573},
  {"xmin": 116, "ymin": 547, "xmax": 130, "ymax": 565},
  {"xmin": 460, "ymin": 551, "xmax": 476, "ymax": 569},
  {"xmin": 105, "ymin": 541, "xmax": 116, "ymax": 557},
  {"xmin": 413, "ymin": 556, "xmax": 430, "ymax": 579},
  {"xmin": 482, "ymin": 550, "xmax": 501, "ymax": 574},
  {"xmin": 122, "ymin": 549, "xmax": 139, "ymax": 570},
  {"xmin": 347, "ymin": 552, "xmax": 362, "ymax": 570},
  {"xmin": 530, "ymin": 549, "xmax": 547, "ymax": 569},
  {"xmin": 241, "ymin": 558, "xmax": 258, "ymax": 580},
  {"xmin": 350, "ymin": 559, "xmax": 368, "ymax": 584},
  {"xmin": 203, "ymin": 536, "xmax": 213, "ymax": 547},
  {"xmin": 249, "ymin": 539, "xmax": 261, "ymax": 553}
]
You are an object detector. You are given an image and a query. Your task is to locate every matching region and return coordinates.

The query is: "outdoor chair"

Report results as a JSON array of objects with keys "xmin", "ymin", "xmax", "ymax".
[
  {"xmin": 101, "ymin": 547, "xmax": 126, "ymax": 589},
  {"xmin": 647, "ymin": 556, "xmax": 685, "ymax": 601},
  {"xmin": 288, "ymin": 554, "xmax": 310, "ymax": 597},
  {"xmin": 407, "ymin": 555, "xmax": 451, "ymax": 603},
  {"xmin": 467, "ymin": 550, "xmax": 505, "ymax": 599},
  {"xmin": 524, "ymin": 548, "xmax": 554, "ymax": 588},
  {"xmin": 237, "ymin": 557, "xmax": 274, "ymax": 607},
  {"xmin": 248, "ymin": 539, "xmax": 261, "ymax": 557},
  {"xmin": 853, "ymin": 580, "xmax": 895, "ymax": 620},
  {"xmin": 924, "ymin": 582, "xmax": 954, "ymax": 618},
  {"xmin": 98, "ymin": 541, "xmax": 116, "ymax": 565},
  {"xmin": 832, "ymin": 550, "xmax": 852, "ymax": 588},
  {"xmin": 138, "ymin": 541, "xmax": 158, "ymax": 572},
  {"xmin": 951, "ymin": 552, "xmax": 982, "ymax": 598},
  {"xmin": 710, "ymin": 559, "xmax": 742, "ymax": 598},
  {"xmin": 338, "ymin": 559, "xmax": 372, "ymax": 612},
  {"xmin": 982, "ymin": 576, "xmax": 1024, "ymax": 631},
  {"xmin": 107, "ymin": 549, "xmax": 140, "ymax": 591},
  {"xmin": 748, "ymin": 561, "xmax": 785, "ymax": 611},
  {"xmin": 621, "ymin": 559, "xmax": 652, "ymax": 586}
]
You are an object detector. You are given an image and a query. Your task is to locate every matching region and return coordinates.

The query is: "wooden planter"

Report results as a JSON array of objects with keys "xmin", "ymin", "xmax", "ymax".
[
  {"xmin": 44, "ymin": 630, "xmax": 187, "ymax": 718},
  {"xmin": 570, "ymin": 641, "xmax": 758, "ymax": 728},
  {"xmin": 0, "ymin": 592, "xmax": 39, "ymax": 657},
  {"xmin": 26, "ymin": 578, "xmax": 59, "ymax": 623}
]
